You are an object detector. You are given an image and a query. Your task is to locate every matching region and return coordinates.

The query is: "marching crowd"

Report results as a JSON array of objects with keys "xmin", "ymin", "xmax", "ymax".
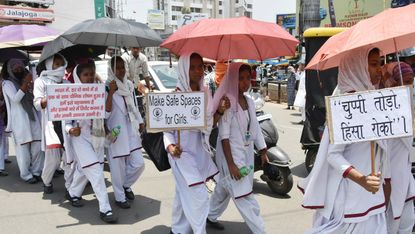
[{"xmin": 0, "ymin": 44, "xmax": 414, "ymax": 234}]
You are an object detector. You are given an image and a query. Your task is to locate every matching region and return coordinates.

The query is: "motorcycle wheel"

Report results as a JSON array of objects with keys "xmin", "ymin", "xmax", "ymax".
[
  {"xmin": 305, "ymin": 149, "xmax": 318, "ymax": 173},
  {"xmin": 265, "ymin": 166, "xmax": 293, "ymax": 195}
]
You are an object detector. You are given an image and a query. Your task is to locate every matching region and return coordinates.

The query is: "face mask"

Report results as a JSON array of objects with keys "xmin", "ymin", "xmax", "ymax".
[{"xmin": 13, "ymin": 71, "xmax": 24, "ymax": 80}]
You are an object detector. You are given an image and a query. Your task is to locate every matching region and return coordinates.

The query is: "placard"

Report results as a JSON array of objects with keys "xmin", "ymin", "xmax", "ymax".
[
  {"xmin": 46, "ymin": 84, "xmax": 105, "ymax": 121},
  {"xmin": 326, "ymin": 86, "xmax": 413, "ymax": 144},
  {"xmin": 146, "ymin": 92, "xmax": 206, "ymax": 131}
]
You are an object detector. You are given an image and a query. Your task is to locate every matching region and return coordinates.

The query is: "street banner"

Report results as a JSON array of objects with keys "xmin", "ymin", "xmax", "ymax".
[
  {"xmin": 178, "ymin": 13, "xmax": 209, "ymax": 28},
  {"xmin": 0, "ymin": 5, "xmax": 54, "ymax": 22},
  {"xmin": 147, "ymin": 9, "xmax": 165, "ymax": 30},
  {"xmin": 94, "ymin": 0, "xmax": 105, "ymax": 19},
  {"xmin": 7, "ymin": 0, "xmax": 54, "ymax": 4},
  {"xmin": 146, "ymin": 92, "xmax": 206, "ymax": 131},
  {"xmin": 326, "ymin": 86, "xmax": 413, "ymax": 144},
  {"xmin": 46, "ymin": 84, "xmax": 105, "ymax": 121},
  {"xmin": 276, "ymin": 14, "xmax": 296, "ymax": 29}
]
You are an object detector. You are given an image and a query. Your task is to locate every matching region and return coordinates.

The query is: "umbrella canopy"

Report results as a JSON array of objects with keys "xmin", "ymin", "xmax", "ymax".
[
  {"xmin": 0, "ymin": 24, "xmax": 58, "ymax": 49},
  {"xmin": 61, "ymin": 17, "xmax": 162, "ymax": 47},
  {"xmin": 161, "ymin": 16, "xmax": 299, "ymax": 61},
  {"xmin": 0, "ymin": 49, "xmax": 32, "ymax": 64},
  {"xmin": 39, "ymin": 36, "xmax": 107, "ymax": 63},
  {"xmin": 306, "ymin": 4, "xmax": 415, "ymax": 70}
]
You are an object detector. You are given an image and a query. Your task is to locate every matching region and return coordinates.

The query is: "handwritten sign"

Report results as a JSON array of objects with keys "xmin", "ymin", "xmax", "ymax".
[
  {"xmin": 146, "ymin": 92, "xmax": 206, "ymax": 131},
  {"xmin": 326, "ymin": 86, "xmax": 413, "ymax": 144},
  {"xmin": 46, "ymin": 84, "xmax": 105, "ymax": 121}
]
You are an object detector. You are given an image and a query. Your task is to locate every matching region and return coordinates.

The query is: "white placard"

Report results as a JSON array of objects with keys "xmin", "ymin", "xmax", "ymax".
[
  {"xmin": 146, "ymin": 92, "xmax": 206, "ymax": 131},
  {"xmin": 46, "ymin": 84, "xmax": 105, "ymax": 121},
  {"xmin": 326, "ymin": 86, "xmax": 414, "ymax": 144}
]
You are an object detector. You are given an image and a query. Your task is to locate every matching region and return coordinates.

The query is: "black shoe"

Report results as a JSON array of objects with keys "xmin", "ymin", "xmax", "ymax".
[
  {"xmin": 123, "ymin": 187, "xmax": 135, "ymax": 200},
  {"xmin": 43, "ymin": 184, "xmax": 53, "ymax": 194},
  {"xmin": 206, "ymin": 218, "xmax": 225, "ymax": 230},
  {"xmin": 291, "ymin": 107, "xmax": 295, "ymax": 110},
  {"xmin": 115, "ymin": 200, "xmax": 131, "ymax": 209},
  {"xmin": 65, "ymin": 191, "xmax": 84, "ymax": 207},
  {"xmin": 100, "ymin": 211, "xmax": 117, "ymax": 223},
  {"xmin": 26, "ymin": 177, "xmax": 38, "ymax": 184},
  {"xmin": 285, "ymin": 106, "xmax": 291, "ymax": 110},
  {"xmin": 169, "ymin": 231, "xmax": 175, "ymax": 234},
  {"xmin": 4, "ymin": 159, "xmax": 11, "ymax": 164},
  {"xmin": 33, "ymin": 175, "xmax": 42, "ymax": 182},
  {"xmin": 296, "ymin": 120, "xmax": 304, "ymax": 125},
  {"xmin": 0, "ymin": 170, "xmax": 8, "ymax": 176}
]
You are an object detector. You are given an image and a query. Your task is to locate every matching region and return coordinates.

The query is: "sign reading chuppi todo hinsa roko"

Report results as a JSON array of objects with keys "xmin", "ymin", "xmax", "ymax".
[
  {"xmin": 326, "ymin": 86, "xmax": 413, "ymax": 144},
  {"xmin": 146, "ymin": 92, "xmax": 207, "ymax": 131}
]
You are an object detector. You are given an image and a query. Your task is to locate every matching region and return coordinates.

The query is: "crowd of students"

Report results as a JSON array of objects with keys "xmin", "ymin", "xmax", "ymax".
[{"xmin": 0, "ymin": 45, "xmax": 414, "ymax": 233}]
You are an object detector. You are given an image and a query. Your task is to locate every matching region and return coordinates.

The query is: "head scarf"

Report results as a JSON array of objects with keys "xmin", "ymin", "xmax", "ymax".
[
  {"xmin": 39, "ymin": 53, "xmax": 67, "ymax": 83},
  {"xmin": 6, "ymin": 59, "xmax": 36, "ymax": 121},
  {"xmin": 337, "ymin": 47, "xmax": 377, "ymax": 93},
  {"xmin": 176, "ymin": 53, "xmax": 205, "ymax": 92},
  {"xmin": 73, "ymin": 65, "xmax": 105, "ymax": 153},
  {"xmin": 106, "ymin": 56, "xmax": 140, "ymax": 124}
]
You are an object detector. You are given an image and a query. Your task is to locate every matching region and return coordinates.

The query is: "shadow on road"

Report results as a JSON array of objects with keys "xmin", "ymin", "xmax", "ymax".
[
  {"xmin": 252, "ymin": 179, "xmax": 291, "ymax": 199},
  {"xmin": 141, "ymin": 225, "xmax": 171, "ymax": 234},
  {"xmin": 290, "ymin": 112, "xmax": 302, "ymax": 117},
  {"xmin": 207, "ymin": 220, "xmax": 252, "ymax": 233},
  {"xmin": 291, "ymin": 163, "xmax": 308, "ymax": 178}
]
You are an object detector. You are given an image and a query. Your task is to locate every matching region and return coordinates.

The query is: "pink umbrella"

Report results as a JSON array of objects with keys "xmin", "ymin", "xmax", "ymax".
[
  {"xmin": 0, "ymin": 24, "xmax": 58, "ymax": 49},
  {"xmin": 161, "ymin": 17, "xmax": 299, "ymax": 60},
  {"xmin": 306, "ymin": 4, "xmax": 415, "ymax": 70}
]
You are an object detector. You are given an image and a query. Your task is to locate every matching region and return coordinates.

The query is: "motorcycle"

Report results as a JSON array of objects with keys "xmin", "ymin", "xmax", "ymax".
[{"xmin": 209, "ymin": 91, "xmax": 293, "ymax": 195}]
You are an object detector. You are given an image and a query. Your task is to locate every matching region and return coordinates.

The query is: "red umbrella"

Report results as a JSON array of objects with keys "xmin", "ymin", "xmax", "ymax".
[
  {"xmin": 161, "ymin": 17, "xmax": 299, "ymax": 60},
  {"xmin": 306, "ymin": 4, "xmax": 415, "ymax": 70}
]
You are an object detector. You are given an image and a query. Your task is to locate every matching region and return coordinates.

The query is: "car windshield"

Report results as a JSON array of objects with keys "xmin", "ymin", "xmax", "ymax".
[{"xmin": 151, "ymin": 64, "xmax": 178, "ymax": 89}]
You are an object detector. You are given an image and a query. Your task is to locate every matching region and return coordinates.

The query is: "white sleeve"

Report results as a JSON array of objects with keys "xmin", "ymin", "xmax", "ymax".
[
  {"xmin": 327, "ymin": 143, "xmax": 353, "ymax": 177},
  {"xmin": 163, "ymin": 131, "xmax": 176, "ymax": 150},
  {"xmin": 65, "ymin": 120, "xmax": 74, "ymax": 134},
  {"xmin": 3, "ymin": 82, "xmax": 25, "ymax": 104},
  {"xmin": 218, "ymin": 110, "xmax": 232, "ymax": 140},
  {"xmin": 33, "ymin": 78, "xmax": 45, "ymax": 111}
]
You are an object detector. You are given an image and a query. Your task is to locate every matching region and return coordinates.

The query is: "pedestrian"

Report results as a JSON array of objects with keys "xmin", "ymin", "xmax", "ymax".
[
  {"xmin": 64, "ymin": 62, "xmax": 117, "ymax": 223},
  {"xmin": 382, "ymin": 62, "xmax": 415, "ymax": 234},
  {"xmin": 2, "ymin": 59, "xmax": 43, "ymax": 183},
  {"xmin": 122, "ymin": 47, "xmax": 151, "ymax": 91},
  {"xmin": 163, "ymin": 52, "xmax": 229, "ymax": 234},
  {"xmin": 105, "ymin": 56, "xmax": 145, "ymax": 209},
  {"xmin": 298, "ymin": 47, "xmax": 388, "ymax": 233},
  {"xmin": 33, "ymin": 54, "xmax": 73, "ymax": 194},
  {"xmin": 286, "ymin": 66, "xmax": 296, "ymax": 110},
  {"xmin": 0, "ymin": 80, "xmax": 8, "ymax": 176},
  {"xmin": 294, "ymin": 61, "xmax": 306, "ymax": 124},
  {"xmin": 207, "ymin": 63, "xmax": 269, "ymax": 234}
]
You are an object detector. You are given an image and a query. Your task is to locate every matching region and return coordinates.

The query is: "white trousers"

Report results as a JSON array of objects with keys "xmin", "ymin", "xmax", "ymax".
[
  {"xmin": 41, "ymin": 148, "xmax": 74, "ymax": 188},
  {"xmin": 15, "ymin": 141, "xmax": 43, "ymax": 181},
  {"xmin": 387, "ymin": 201, "xmax": 415, "ymax": 234},
  {"xmin": 171, "ymin": 166, "xmax": 209, "ymax": 234},
  {"xmin": 107, "ymin": 150, "xmax": 144, "ymax": 202},
  {"xmin": 68, "ymin": 163, "xmax": 112, "ymax": 213},
  {"xmin": 208, "ymin": 181, "xmax": 266, "ymax": 234},
  {"xmin": 4, "ymin": 136, "xmax": 8, "ymax": 159}
]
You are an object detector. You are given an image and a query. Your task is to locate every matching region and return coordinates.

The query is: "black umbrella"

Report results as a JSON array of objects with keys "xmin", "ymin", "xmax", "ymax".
[
  {"xmin": 39, "ymin": 36, "xmax": 107, "ymax": 63},
  {"xmin": 60, "ymin": 18, "xmax": 162, "ymax": 48},
  {"xmin": 0, "ymin": 48, "xmax": 33, "ymax": 64}
]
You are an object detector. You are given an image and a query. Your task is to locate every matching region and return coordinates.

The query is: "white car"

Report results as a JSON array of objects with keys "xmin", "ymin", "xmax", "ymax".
[{"xmin": 95, "ymin": 60, "xmax": 178, "ymax": 92}]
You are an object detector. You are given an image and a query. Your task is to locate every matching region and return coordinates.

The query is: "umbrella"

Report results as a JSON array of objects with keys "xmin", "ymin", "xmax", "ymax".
[
  {"xmin": 306, "ymin": 4, "xmax": 415, "ymax": 70},
  {"xmin": 0, "ymin": 49, "xmax": 32, "ymax": 63},
  {"xmin": 161, "ymin": 16, "xmax": 299, "ymax": 61},
  {"xmin": 60, "ymin": 17, "xmax": 162, "ymax": 47},
  {"xmin": 0, "ymin": 24, "xmax": 58, "ymax": 49},
  {"xmin": 39, "ymin": 36, "xmax": 107, "ymax": 63}
]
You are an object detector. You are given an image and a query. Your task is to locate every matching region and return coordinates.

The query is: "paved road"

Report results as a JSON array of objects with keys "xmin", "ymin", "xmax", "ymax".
[{"xmin": 0, "ymin": 102, "xmax": 314, "ymax": 234}]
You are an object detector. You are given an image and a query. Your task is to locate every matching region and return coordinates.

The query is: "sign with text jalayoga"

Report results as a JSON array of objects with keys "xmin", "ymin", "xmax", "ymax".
[
  {"xmin": 0, "ymin": 5, "xmax": 54, "ymax": 22},
  {"xmin": 326, "ymin": 86, "xmax": 413, "ymax": 144},
  {"xmin": 46, "ymin": 84, "xmax": 105, "ymax": 121},
  {"xmin": 146, "ymin": 92, "xmax": 206, "ymax": 131}
]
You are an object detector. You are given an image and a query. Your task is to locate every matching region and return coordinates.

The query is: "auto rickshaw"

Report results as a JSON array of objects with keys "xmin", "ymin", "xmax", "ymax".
[{"xmin": 300, "ymin": 27, "xmax": 346, "ymax": 173}]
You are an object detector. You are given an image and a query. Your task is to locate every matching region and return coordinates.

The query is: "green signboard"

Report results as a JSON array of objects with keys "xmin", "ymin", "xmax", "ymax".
[{"xmin": 95, "ymin": 0, "xmax": 105, "ymax": 19}]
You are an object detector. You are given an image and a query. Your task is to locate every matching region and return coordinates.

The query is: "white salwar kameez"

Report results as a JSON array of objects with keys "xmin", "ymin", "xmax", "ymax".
[
  {"xmin": 65, "ymin": 119, "xmax": 112, "ymax": 213},
  {"xmin": 106, "ymin": 88, "xmax": 145, "ymax": 203},
  {"xmin": 208, "ymin": 95, "xmax": 267, "ymax": 234},
  {"xmin": 386, "ymin": 137, "xmax": 415, "ymax": 234},
  {"xmin": 3, "ymin": 80, "xmax": 43, "ymax": 181}
]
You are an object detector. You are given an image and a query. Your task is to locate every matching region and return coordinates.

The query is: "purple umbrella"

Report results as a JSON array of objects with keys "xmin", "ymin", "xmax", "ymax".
[{"xmin": 0, "ymin": 24, "xmax": 58, "ymax": 50}]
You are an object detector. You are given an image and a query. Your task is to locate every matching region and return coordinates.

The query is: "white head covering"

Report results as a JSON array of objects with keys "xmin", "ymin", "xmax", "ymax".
[
  {"xmin": 176, "ymin": 53, "xmax": 205, "ymax": 92},
  {"xmin": 39, "ymin": 53, "xmax": 67, "ymax": 83},
  {"xmin": 337, "ymin": 47, "xmax": 377, "ymax": 93},
  {"xmin": 73, "ymin": 64, "xmax": 105, "ymax": 153},
  {"xmin": 298, "ymin": 46, "xmax": 385, "ymax": 219}
]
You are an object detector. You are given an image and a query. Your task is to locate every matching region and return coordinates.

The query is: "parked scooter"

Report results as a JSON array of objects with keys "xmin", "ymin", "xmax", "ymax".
[{"xmin": 210, "ymin": 91, "xmax": 293, "ymax": 195}]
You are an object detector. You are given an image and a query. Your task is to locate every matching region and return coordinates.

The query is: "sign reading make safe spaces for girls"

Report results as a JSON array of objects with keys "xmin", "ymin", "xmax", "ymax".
[
  {"xmin": 146, "ymin": 92, "xmax": 206, "ymax": 131},
  {"xmin": 326, "ymin": 86, "xmax": 413, "ymax": 144},
  {"xmin": 46, "ymin": 84, "xmax": 106, "ymax": 121}
]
